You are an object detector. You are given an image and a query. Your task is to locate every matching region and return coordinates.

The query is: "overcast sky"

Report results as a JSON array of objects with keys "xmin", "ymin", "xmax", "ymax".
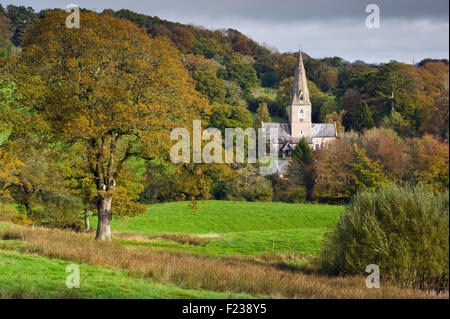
[{"xmin": 1, "ymin": 0, "xmax": 449, "ymax": 63}]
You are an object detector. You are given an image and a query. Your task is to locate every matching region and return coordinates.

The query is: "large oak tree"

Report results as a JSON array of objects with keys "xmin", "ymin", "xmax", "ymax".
[{"xmin": 15, "ymin": 11, "xmax": 208, "ymax": 240}]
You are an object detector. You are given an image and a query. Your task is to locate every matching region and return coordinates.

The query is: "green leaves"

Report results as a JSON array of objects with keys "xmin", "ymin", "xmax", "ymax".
[
  {"xmin": 320, "ymin": 184, "xmax": 449, "ymax": 291},
  {"xmin": 351, "ymin": 144, "xmax": 387, "ymax": 191},
  {"xmin": 292, "ymin": 137, "xmax": 312, "ymax": 165},
  {"xmin": 353, "ymin": 101, "xmax": 374, "ymax": 132}
]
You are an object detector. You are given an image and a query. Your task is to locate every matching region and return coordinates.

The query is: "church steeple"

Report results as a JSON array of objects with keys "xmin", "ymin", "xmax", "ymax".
[
  {"xmin": 291, "ymin": 51, "xmax": 311, "ymax": 106},
  {"xmin": 289, "ymin": 51, "xmax": 312, "ymax": 139}
]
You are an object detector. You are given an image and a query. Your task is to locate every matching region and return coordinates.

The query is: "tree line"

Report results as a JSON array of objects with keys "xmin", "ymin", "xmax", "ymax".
[{"xmin": 0, "ymin": 7, "xmax": 448, "ymax": 240}]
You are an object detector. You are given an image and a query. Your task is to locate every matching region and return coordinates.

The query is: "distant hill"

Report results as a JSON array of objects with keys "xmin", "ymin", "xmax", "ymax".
[{"xmin": 1, "ymin": 4, "xmax": 448, "ymax": 139}]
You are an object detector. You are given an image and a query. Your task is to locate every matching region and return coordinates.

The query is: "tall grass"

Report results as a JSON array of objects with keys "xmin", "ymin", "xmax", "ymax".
[
  {"xmin": 319, "ymin": 184, "xmax": 449, "ymax": 291},
  {"xmin": 0, "ymin": 225, "xmax": 438, "ymax": 298}
]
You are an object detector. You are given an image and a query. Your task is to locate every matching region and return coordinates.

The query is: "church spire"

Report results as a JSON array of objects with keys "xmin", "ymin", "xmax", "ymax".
[{"xmin": 291, "ymin": 51, "xmax": 311, "ymax": 106}]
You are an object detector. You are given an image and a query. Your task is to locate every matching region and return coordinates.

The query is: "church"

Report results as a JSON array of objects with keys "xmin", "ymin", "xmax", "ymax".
[{"xmin": 262, "ymin": 52, "xmax": 337, "ymax": 159}]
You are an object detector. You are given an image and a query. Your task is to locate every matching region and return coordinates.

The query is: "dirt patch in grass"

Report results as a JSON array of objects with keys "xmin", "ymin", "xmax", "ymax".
[
  {"xmin": 195, "ymin": 233, "xmax": 221, "ymax": 239},
  {"xmin": 113, "ymin": 232, "xmax": 209, "ymax": 246}
]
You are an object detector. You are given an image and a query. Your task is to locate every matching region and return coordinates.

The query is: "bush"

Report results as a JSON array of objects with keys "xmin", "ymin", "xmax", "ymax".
[
  {"xmin": 29, "ymin": 194, "xmax": 83, "ymax": 232},
  {"xmin": 272, "ymin": 178, "xmax": 307, "ymax": 203},
  {"xmin": 227, "ymin": 166, "xmax": 273, "ymax": 202},
  {"xmin": 319, "ymin": 184, "xmax": 449, "ymax": 291}
]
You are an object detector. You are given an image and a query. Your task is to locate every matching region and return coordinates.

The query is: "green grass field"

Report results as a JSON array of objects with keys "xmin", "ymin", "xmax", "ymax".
[
  {"xmin": 92, "ymin": 201, "xmax": 344, "ymax": 257},
  {"xmin": 1, "ymin": 201, "xmax": 440, "ymax": 299},
  {"xmin": 0, "ymin": 250, "xmax": 249, "ymax": 299},
  {"xmin": 251, "ymin": 87, "xmax": 277, "ymax": 100},
  {"xmin": 1, "ymin": 201, "xmax": 344, "ymax": 298},
  {"xmin": 270, "ymin": 115, "xmax": 288, "ymax": 123}
]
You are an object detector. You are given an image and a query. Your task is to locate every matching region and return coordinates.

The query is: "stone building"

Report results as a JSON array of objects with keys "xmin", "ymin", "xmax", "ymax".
[{"xmin": 262, "ymin": 52, "xmax": 337, "ymax": 159}]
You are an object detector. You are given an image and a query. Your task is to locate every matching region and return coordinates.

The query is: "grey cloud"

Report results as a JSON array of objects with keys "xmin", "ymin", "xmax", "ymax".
[
  {"xmin": 1, "ymin": 0, "xmax": 448, "ymax": 63},
  {"xmin": 2, "ymin": 0, "xmax": 449, "ymax": 22}
]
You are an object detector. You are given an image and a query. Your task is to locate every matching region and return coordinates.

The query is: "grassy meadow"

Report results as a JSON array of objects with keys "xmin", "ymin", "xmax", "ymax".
[
  {"xmin": 0, "ymin": 201, "xmax": 443, "ymax": 299},
  {"xmin": 93, "ymin": 201, "xmax": 343, "ymax": 257}
]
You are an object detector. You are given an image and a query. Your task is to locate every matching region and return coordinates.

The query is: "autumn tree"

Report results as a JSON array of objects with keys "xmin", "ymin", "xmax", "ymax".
[
  {"xmin": 326, "ymin": 110, "xmax": 346, "ymax": 137},
  {"xmin": 152, "ymin": 24, "xmax": 172, "ymax": 39},
  {"xmin": 276, "ymin": 77, "xmax": 293, "ymax": 117},
  {"xmin": 16, "ymin": 12, "xmax": 208, "ymax": 240},
  {"xmin": 405, "ymin": 135, "xmax": 449, "ymax": 191},
  {"xmin": 351, "ymin": 144, "xmax": 388, "ymax": 191},
  {"xmin": 0, "ymin": 14, "xmax": 13, "ymax": 56},
  {"xmin": 381, "ymin": 110, "xmax": 412, "ymax": 137},
  {"xmin": 312, "ymin": 139, "xmax": 356, "ymax": 203},
  {"xmin": 209, "ymin": 104, "xmax": 253, "ymax": 134},
  {"xmin": 171, "ymin": 26, "xmax": 194, "ymax": 52},
  {"xmin": 428, "ymin": 78, "xmax": 449, "ymax": 142},
  {"xmin": 230, "ymin": 33, "xmax": 253, "ymax": 56},
  {"xmin": 0, "ymin": 72, "xmax": 64, "ymax": 218},
  {"xmin": 359, "ymin": 128, "xmax": 405, "ymax": 179},
  {"xmin": 253, "ymin": 103, "xmax": 271, "ymax": 129},
  {"xmin": 318, "ymin": 68, "xmax": 338, "ymax": 92}
]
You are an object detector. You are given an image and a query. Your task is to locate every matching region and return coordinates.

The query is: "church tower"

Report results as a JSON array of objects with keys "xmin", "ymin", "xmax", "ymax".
[{"xmin": 289, "ymin": 51, "xmax": 312, "ymax": 139}]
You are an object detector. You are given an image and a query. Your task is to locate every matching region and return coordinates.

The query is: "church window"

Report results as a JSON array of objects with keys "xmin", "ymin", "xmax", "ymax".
[{"xmin": 298, "ymin": 108, "xmax": 305, "ymax": 119}]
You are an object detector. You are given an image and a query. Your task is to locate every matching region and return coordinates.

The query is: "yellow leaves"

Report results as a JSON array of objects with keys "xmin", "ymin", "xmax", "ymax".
[
  {"xmin": 0, "ymin": 148, "xmax": 25, "ymax": 180},
  {"xmin": 2, "ymin": 11, "xmax": 215, "ymax": 221},
  {"xmin": 22, "ymin": 11, "xmax": 209, "ymax": 150},
  {"xmin": 0, "ymin": 204, "xmax": 33, "ymax": 226},
  {"xmin": 408, "ymin": 135, "xmax": 449, "ymax": 191},
  {"xmin": 111, "ymin": 183, "xmax": 146, "ymax": 218}
]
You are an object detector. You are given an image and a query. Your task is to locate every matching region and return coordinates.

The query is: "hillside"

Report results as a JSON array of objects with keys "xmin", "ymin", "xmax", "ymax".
[{"xmin": 1, "ymin": 4, "xmax": 448, "ymax": 139}]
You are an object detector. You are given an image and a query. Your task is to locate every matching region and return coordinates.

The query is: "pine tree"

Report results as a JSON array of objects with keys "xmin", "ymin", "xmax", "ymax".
[
  {"xmin": 290, "ymin": 137, "xmax": 314, "ymax": 200},
  {"xmin": 353, "ymin": 101, "xmax": 374, "ymax": 132},
  {"xmin": 292, "ymin": 137, "xmax": 312, "ymax": 165},
  {"xmin": 413, "ymin": 106, "xmax": 422, "ymax": 132}
]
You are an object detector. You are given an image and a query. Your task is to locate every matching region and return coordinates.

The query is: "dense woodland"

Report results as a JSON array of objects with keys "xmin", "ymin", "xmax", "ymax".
[{"xmin": 0, "ymin": 6, "xmax": 448, "ymax": 237}]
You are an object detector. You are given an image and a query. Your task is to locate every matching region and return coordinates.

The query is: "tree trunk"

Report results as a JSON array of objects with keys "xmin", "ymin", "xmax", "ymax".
[
  {"xmin": 95, "ymin": 196, "xmax": 112, "ymax": 240},
  {"xmin": 84, "ymin": 208, "xmax": 90, "ymax": 232}
]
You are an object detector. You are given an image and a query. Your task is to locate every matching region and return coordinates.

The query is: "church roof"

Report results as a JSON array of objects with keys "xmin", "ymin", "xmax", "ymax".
[
  {"xmin": 262, "ymin": 122, "xmax": 337, "ymax": 142},
  {"xmin": 262, "ymin": 122, "xmax": 290, "ymax": 137},
  {"xmin": 312, "ymin": 123, "xmax": 337, "ymax": 138}
]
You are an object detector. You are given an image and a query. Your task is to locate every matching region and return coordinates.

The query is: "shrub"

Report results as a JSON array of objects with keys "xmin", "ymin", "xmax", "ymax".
[
  {"xmin": 319, "ymin": 184, "xmax": 449, "ymax": 291},
  {"xmin": 228, "ymin": 166, "xmax": 273, "ymax": 202},
  {"xmin": 29, "ymin": 194, "xmax": 83, "ymax": 232},
  {"xmin": 272, "ymin": 178, "xmax": 307, "ymax": 204}
]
